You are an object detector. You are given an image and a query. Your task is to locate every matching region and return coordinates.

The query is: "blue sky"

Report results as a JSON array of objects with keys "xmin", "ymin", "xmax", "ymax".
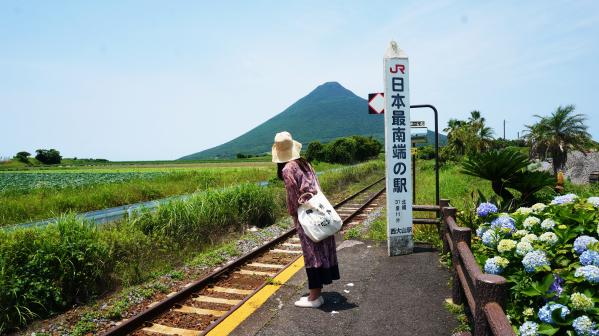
[{"xmin": 1, "ymin": 1, "xmax": 598, "ymax": 161}]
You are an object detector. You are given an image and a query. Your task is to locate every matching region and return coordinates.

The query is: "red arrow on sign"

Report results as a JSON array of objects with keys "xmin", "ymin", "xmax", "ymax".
[{"xmin": 368, "ymin": 93, "xmax": 384, "ymax": 114}]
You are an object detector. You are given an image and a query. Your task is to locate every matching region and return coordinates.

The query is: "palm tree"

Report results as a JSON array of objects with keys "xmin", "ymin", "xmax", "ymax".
[
  {"xmin": 467, "ymin": 110, "xmax": 494, "ymax": 151},
  {"xmin": 527, "ymin": 105, "xmax": 590, "ymax": 175},
  {"xmin": 468, "ymin": 110, "xmax": 484, "ymax": 125}
]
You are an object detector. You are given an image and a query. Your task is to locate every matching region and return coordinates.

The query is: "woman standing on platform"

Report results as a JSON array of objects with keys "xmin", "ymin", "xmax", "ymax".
[{"xmin": 272, "ymin": 131, "xmax": 340, "ymax": 308}]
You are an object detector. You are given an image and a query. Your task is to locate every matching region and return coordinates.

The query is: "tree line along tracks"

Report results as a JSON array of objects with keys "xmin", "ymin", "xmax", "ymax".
[{"xmin": 105, "ymin": 178, "xmax": 386, "ymax": 336}]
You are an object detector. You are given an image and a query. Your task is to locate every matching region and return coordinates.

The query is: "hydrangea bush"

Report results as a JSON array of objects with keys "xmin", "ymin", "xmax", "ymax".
[{"xmin": 473, "ymin": 196, "xmax": 599, "ymax": 335}]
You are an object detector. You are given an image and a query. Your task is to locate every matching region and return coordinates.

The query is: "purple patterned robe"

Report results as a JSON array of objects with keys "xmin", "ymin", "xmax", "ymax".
[{"xmin": 282, "ymin": 159, "xmax": 338, "ymax": 269}]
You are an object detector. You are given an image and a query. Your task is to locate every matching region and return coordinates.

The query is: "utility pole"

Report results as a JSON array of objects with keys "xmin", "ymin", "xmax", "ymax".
[{"xmin": 503, "ymin": 120, "xmax": 506, "ymax": 139}]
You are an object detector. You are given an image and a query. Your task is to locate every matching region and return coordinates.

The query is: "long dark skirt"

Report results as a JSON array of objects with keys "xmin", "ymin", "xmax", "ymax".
[{"xmin": 295, "ymin": 218, "xmax": 340, "ymax": 289}]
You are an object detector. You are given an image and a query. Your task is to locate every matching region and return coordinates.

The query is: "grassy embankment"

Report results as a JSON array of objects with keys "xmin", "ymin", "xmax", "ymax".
[
  {"xmin": 0, "ymin": 161, "xmax": 344, "ymax": 226},
  {"xmin": 0, "ymin": 160, "xmax": 384, "ymax": 332},
  {"xmin": 364, "ymin": 158, "xmax": 599, "ymax": 244},
  {"xmin": 362, "ymin": 159, "xmax": 494, "ymax": 246}
]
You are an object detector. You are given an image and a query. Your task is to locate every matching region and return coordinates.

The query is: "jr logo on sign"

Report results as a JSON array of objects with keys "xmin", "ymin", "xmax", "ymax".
[{"xmin": 389, "ymin": 64, "xmax": 405, "ymax": 74}]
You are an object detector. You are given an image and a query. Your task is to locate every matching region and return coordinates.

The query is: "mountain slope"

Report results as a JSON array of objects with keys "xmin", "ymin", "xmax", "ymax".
[{"xmin": 179, "ymin": 82, "xmax": 446, "ymax": 160}]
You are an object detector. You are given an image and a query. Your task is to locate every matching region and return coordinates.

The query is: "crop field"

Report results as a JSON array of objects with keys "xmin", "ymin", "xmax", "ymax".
[
  {"xmin": 0, "ymin": 172, "xmax": 169, "ymax": 192},
  {"xmin": 0, "ymin": 161, "xmax": 344, "ymax": 226},
  {"xmin": 0, "ymin": 166, "xmax": 274, "ymax": 226}
]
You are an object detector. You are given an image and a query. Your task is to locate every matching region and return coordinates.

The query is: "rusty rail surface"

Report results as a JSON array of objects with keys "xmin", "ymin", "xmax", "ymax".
[{"xmin": 439, "ymin": 200, "xmax": 515, "ymax": 336}]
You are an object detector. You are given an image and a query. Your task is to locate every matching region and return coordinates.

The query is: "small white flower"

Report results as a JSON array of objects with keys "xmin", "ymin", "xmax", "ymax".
[
  {"xmin": 516, "ymin": 241, "xmax": 534, "ymax": 256},
  {"xmin": 531, "ymin": 203, "xmax": 547, "ymax": 213},
  {"xmin": 497, "ymin": 239, "xmax": 517, "ymax": 253},
  {"xmin": 540, "ymin": 218, "xmax": 556, "ymax": 230},
  {"xmin": 587, "ymin": 197, "xmax": 599, "ymax": 207},
  {"xmin": 539, "ymin": 232, "xmax": 558, "ymax": 245},
  {"xmin": 516, "ymin": 207, "xmax": 533, "ymax": 216},
  {"xmin": 523, "ymin": 217, "xmax": 541, "ymax": 230},
  {"xmin": 514, "ymin": 230, "xmax": 529, "ymax": 238},
  {"xmin": 521, "ymin": 233, "xmax": 538, "ymax": 243}
]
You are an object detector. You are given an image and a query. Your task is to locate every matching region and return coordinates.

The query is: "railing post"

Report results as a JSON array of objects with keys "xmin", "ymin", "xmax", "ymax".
[
  {"xmin": 439, "ymin": 199, "xmax": 450, "ymax": 254},
  {"xmin": 443, "ymin": 206, "xmax": 465, "ymax": 306},
  {"xmin": 473, "ymin": 274, "xmax": 508, "ymax": 336}
]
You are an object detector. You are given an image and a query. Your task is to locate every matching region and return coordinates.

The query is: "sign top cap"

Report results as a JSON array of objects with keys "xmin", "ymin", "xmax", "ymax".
[{"xmin": 384, "ymin": 41, "xmax": 408, "ymax": 59}]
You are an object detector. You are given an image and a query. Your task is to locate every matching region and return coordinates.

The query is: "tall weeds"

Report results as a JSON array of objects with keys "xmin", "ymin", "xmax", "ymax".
[
  {"xmin": 319, "ymin": 160, "xmax": 385, "ymax": 195},
  {"xmin": 0, "ymin": 183, "xmax": 278, "ymax": 332}
]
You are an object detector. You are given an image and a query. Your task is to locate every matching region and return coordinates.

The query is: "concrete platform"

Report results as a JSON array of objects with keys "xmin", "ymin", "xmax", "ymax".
[{"xmin": 230, "ymin": 238, "xmax": 457, "ymax": 336}]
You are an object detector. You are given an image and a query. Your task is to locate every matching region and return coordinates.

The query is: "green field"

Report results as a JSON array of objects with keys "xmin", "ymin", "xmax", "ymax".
[{"xmin": 0, "ymin": 161, "xmax": 345, "ymax": 226}]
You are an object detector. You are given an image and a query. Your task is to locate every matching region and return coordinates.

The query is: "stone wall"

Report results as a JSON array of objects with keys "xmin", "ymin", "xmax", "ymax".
[{"xmin": 564, "ymin": 151, "xmax": 599, "ymax": 185}]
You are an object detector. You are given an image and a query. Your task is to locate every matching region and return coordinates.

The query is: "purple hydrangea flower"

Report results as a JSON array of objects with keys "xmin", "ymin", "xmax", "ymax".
[
  {"xmin": 477, "ymin": 202, "xmax": 498, "ymax": 217},
  {"xmin": 547, "ymin": 274, "xmax": 564, "ymax": 297}
]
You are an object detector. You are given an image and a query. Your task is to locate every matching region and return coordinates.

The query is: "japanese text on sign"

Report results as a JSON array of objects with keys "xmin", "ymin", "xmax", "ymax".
[{"xmin": 384, "ymin": 49, "xmax": 413, "ymax": 246}]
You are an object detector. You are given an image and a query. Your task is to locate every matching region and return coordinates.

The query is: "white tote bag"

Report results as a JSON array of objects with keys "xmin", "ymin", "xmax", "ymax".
[{"xmin": 297, "ymin": 188, "xmax": 342, "ymax": 242}]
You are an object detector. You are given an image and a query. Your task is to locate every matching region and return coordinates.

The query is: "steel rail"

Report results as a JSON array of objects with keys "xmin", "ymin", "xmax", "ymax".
[{"xmin": 104, "ymin": 178, "xmax": 386, "ymax": 336}]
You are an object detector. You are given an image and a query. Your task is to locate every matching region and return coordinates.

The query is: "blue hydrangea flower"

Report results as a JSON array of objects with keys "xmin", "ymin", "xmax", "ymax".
[
  {"xmin": 572, "ymin": 315, "xmax": 597, "ymax": 336},
  {"xmin": 551, "ymin": 193, "xmax": 578, "ymax": 205},
  {"xmin": 484, "ymin": 256, "xmax": 509, "ymax": 275},
  {"xmin": 574, "ymin": 236, "xmax": 599, "ymax": 254},
  {"xmin": 476, "ymin": 226, "xmax": 489, "ymax": 238},
  {"xmin": 518, "ymin": 321, "xmax": 539, "ymax": 336},
  {"xmin": 575, "ymin": 265, "xmax": 599, "ymax": 283},
  {"xmin": 482, "ymin": 230, "xmax": 500, "ymax": 247},
  {"xmin": 580, "ymin": 250, "xmax": 599, "ymax": 267},
  {"xmin": 477, "ymin": 202, "xmax": 498, "ymax": 217},
  {"xmin": 538, "ymin": 303, "xmax": 570, "ymax": 324},
  {"xmin": 490, "ymin": 216, "xmax": 516, "ymax": 233},
  {"xmin": 522, "ymin": 250, "xmax": 550, "ymax": 273}
]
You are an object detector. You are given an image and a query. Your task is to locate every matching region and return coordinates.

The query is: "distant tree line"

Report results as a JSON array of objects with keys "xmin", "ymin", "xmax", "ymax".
[
  {"xmin": 235, "ymin": 153, "xmax": 268, "ymax": 159},
  {"xmin": 305, "ymin": 135, "xmax": 382, "ymax": 164},
  {"xmin": 14, "ymin": 149, "xmax": 62, "ymax": 164},
  {"xmin": 11, "ymin": 149, "xmax": 112, "ymax": 165}
]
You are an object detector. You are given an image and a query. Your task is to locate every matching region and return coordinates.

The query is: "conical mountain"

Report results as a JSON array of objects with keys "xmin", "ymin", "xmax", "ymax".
[{"xmin": 179, "ymin": 82, "xmax": 384, "ymax": 160}]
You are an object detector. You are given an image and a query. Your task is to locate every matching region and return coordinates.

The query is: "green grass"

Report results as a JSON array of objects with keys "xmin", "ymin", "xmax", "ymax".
[
  {"xmin": 0, "ymin": 160, "xmax": 345, "ymax": 226},
  {"xmin": 0, "ymin": 168, "xmax": 271, "ymax": 226},
  {"xmin": 444, "ymin": 299, "xmax": 471, "ymax": 334}
]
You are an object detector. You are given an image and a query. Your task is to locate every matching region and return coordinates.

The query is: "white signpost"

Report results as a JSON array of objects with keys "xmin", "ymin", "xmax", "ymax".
[{"xmin": 384, "ymin": 41, "xmax": 413, "ymax": 256}]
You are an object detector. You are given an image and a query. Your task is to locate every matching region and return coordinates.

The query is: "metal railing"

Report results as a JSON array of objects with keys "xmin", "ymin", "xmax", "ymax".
[{"xmin": 439, "ymin": 199, "xmax": 515, "ymax": 336}]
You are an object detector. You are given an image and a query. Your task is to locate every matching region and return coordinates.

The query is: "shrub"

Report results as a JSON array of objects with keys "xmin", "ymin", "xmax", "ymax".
[
  {"xmin": 305, "ymin": 136, "xmax": 382, "ymax": 164},
  {"xmin": 0, "ymin": 215, "xmax": 112, "ymax": 331},
  {"xmin": 462, "ymin": 148, "xmax": 555, "ymax": 205},
  {"xmin": 34, "ymin": 149, "xmax": 62, "ymax": 164},
  {"xmin": 472, "ymin": 195, "xmax": 599, "ymax": 335},
  {"xmin": 14, "ymin": 151, "xmax": 30, "ymax": 163}
]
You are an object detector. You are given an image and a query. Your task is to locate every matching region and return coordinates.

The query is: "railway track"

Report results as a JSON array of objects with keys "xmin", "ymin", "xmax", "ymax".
[{"xmin": 105, "ymin": 178, "xmax": 386, "ymax": 336}]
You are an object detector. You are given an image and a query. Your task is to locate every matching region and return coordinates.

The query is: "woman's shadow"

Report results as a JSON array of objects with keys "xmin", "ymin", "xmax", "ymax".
[{"xmin": 314, "ymin": 292, "xmax": 358, "ymax": 312}]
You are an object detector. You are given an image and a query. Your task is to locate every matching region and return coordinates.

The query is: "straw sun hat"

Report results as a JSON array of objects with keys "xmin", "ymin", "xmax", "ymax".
[{"xmin": 271, "ymin": 131, "xmax": 302, "ymax": 163}]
